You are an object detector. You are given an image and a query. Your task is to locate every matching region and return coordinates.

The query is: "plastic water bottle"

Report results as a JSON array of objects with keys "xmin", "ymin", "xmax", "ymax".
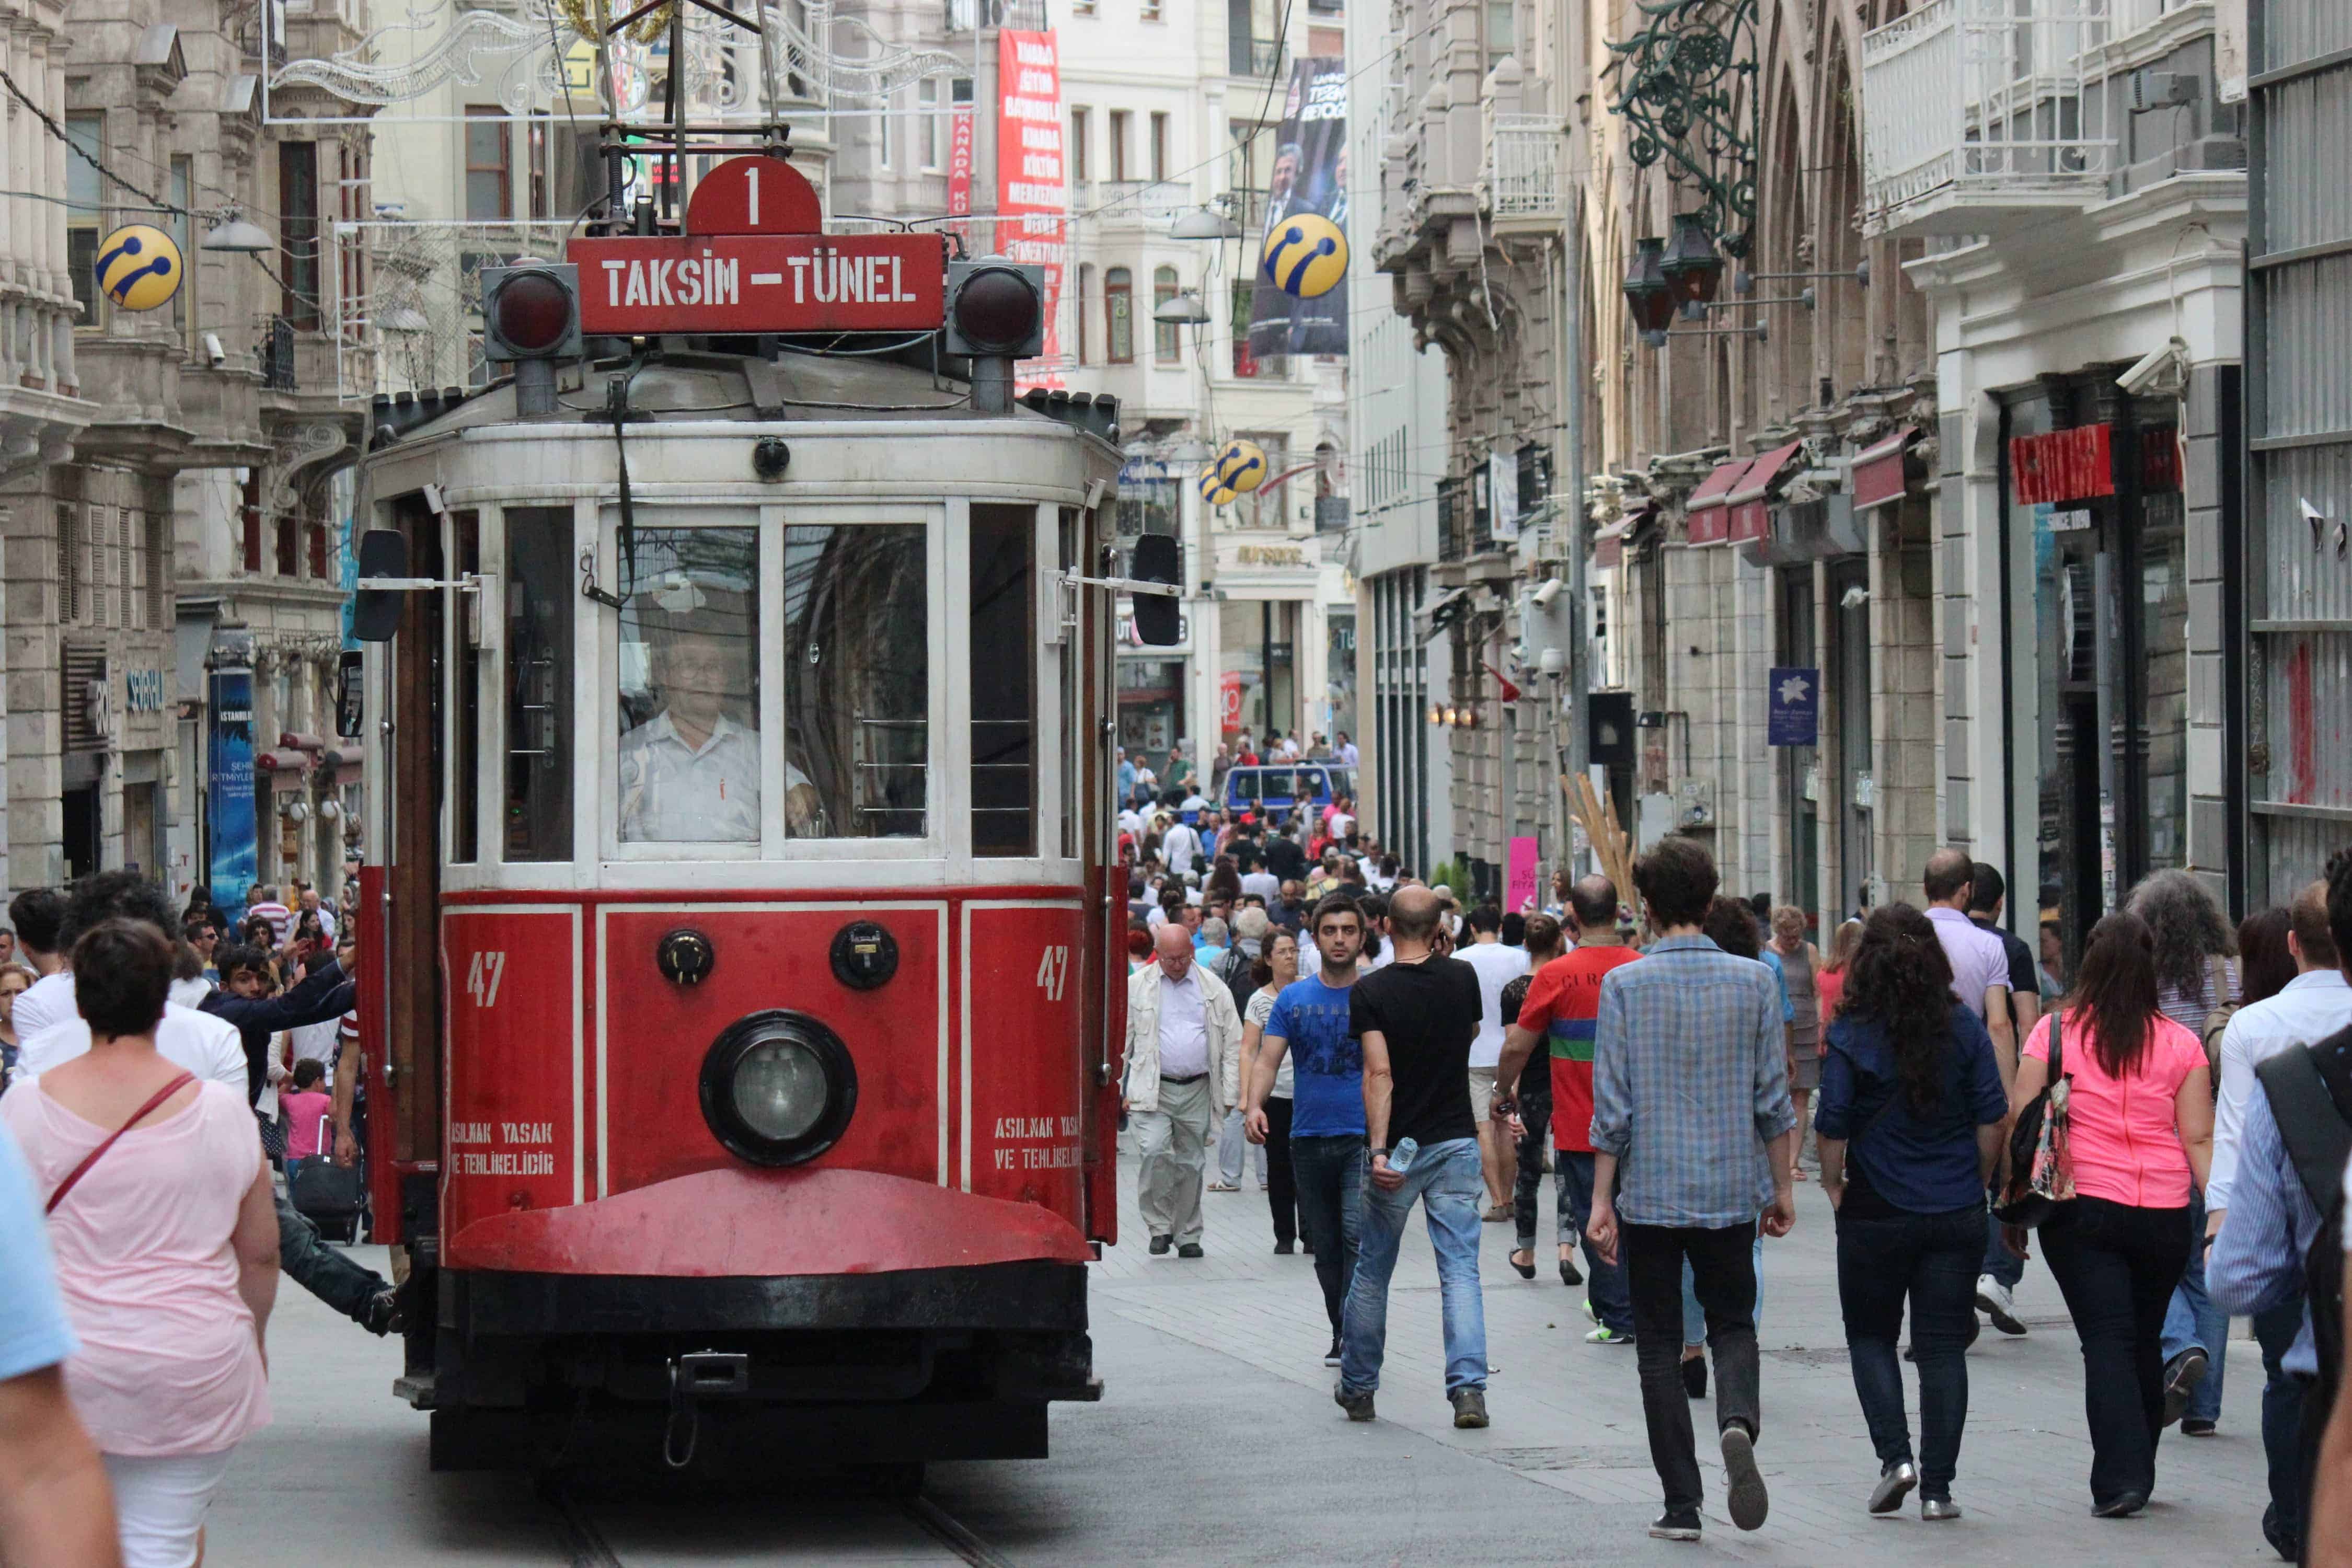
[{"xmin": 1387, "ymin": 1137, "xmax": 1419, "ymax": 1174}]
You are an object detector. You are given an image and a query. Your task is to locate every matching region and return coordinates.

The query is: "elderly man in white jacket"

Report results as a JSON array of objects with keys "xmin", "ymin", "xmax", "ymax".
[{"xmin": 1124, "ymin": 924, "xmax": 1244, "ymax": 1257}]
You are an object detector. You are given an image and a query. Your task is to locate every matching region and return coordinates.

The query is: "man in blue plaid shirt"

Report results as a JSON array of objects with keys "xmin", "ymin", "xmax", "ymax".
[{"xmin": 1586, "ymin": 835, "xmax": 1798, "ymax": 1542}]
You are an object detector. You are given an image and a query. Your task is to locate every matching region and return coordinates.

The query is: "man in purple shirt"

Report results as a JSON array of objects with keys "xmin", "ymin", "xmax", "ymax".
[{"xmin": 1922, "ymin": 848, "xmax": 2026, "ymax": 1338}]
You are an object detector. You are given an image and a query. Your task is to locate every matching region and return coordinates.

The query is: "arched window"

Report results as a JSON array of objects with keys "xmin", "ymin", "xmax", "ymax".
[
  {"xmin": 1152, "ymin": 266, "xmax": 1180, "ymax": 362},
  {"xmin": 1105, "ymin": 268, "xmax": 1134, "ymax": 363}
]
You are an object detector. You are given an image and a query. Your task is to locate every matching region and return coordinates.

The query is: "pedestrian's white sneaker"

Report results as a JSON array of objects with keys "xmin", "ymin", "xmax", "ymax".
[{"xmin": 1975, "ymin": 1275, "xmax": 2027, "ymax": 1336}]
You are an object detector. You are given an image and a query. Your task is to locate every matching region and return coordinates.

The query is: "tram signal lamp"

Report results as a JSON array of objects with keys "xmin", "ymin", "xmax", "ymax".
[
  {"xmin": 1129, "ymin": 534, "xmax": 1182, "ymax": 647},
  {"xmin": 944, "ymin": 259, "xmax": 1045, "ymax": 359},
  {"xmin": 480, "ymin": 262, "xmax": 582, "ymax": 362},
  {"xmin": 352, "ymin": 530, "xmax": 408, "ymax": 643}
]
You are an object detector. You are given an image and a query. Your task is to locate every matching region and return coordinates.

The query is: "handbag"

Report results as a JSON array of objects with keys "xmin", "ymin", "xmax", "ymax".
[
  {"xmin": 46, "ymin": 1071, "xmax": 197, "ymax": 1214},
  {"xmin": 1994, "ymin": 1010, "xmax": 2076, "ymax": 1227}
]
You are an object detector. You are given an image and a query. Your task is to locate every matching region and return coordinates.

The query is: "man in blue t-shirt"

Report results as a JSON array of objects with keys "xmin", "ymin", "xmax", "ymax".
[
  {"xmin": 1247, "ymin": 891, "xmax": 1368, "ymax": 1367},
  {"xmin": 0, "ymin": 1122, "xmax": 119, "ymax": 1564}
]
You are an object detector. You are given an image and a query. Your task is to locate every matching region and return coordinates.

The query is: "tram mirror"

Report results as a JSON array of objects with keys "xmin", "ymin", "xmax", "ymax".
[
  {"xmin": 1130, "ymin": 534, "xmax": 1181, "ymax": 647},
  {"xmin": 352, "ymin": 530, "xmax": 408, "ymax": 643},
  {"xmin": 335, "ymin": 651, "xmax": 364, "ymax": 739}
]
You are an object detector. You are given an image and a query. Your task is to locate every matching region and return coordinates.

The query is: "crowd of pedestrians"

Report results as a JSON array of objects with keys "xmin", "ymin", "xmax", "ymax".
[
  {"xmin": 1120, "ymin": 821, "xmax": 2352, "ymax": 1555},
  {"xmin": 0, "ymin": 871, "xmax": 400, "ymax": 1567}
]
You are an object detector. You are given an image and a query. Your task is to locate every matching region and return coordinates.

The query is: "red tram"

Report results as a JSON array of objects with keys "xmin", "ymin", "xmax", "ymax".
[{"xmin": 349, "ymin": 154, "xmax": 1177, "ymax": 1474}]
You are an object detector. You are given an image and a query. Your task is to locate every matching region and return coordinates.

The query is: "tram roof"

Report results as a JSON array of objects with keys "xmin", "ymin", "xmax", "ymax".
[{"xmin": 372, "ymin": 347, "xmax": 1113, "ymax": 448}]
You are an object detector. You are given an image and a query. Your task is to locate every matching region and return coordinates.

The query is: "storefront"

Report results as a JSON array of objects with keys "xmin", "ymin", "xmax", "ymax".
[{"xmin": 2001, "ymin": 376, "xmax": 2198, "ymax": 962}]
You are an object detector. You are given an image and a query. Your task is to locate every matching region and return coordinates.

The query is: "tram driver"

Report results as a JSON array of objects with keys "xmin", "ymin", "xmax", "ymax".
[{"xmin": 617, "ymin": 594, "xmax": 821, "ymax": 842}]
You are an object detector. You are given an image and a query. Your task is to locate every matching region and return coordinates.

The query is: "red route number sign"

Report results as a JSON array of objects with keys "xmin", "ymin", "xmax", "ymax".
[{"xmin": 570, "ymin": 155, "xmax": 947, "ymax": 336}]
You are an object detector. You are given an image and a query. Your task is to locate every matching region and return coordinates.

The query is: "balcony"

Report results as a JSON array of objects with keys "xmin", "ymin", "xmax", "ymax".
[
  {"xmin": 1861, "ymin": 0, "xmax": 2116, "ymax": 239},
  {"xmin": 1484, "ymin": 114, "xmax": 1564, "ymax": 230}
]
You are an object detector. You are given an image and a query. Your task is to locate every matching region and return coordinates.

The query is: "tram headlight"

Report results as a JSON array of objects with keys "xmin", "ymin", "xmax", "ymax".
[{"xmin": 698, "ymin": 1010, "xmax": 858, "ymax": 1167}]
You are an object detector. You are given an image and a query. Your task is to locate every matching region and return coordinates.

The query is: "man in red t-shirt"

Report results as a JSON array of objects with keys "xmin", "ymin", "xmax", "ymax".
[{"xmin": 1494, "ymin": 873, "xmax": 1640, "ymax": 1343}]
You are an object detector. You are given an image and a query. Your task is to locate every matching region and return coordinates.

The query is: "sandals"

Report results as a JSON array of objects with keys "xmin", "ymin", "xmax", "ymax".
[
  {"xmin": 1482, "ymin": 1203, "xmax": 1514, "ymax": 1223},
  {"xmin": 1207, "ymin": 1181, "xmax": 1241, "ymax": 1193}
]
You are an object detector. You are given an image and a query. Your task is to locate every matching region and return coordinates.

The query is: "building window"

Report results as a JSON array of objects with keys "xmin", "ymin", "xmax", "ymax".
[
  {"xmin": 465, "ymin": 108, "xmax": 512, "ymax": 221},
  {"xmin": 1068, "ymin": 107, "xmax": 1089, "ymax": 185},
  {"xmin": 56, "ymin": 504, "xmax": 83, "ymax": 624},
  {"xmin": 1153, "ymin": 266, "xmax": 1180, "ymax": 362},
  {"xmin": 1230, "ymin": 277, "xmax": 1260, "ymax": 378},
  {"xmin": 240, "ymin": 474, "xmax": 263, "ymax": 573},
  {"xmin": 1143, "ymin": 0, "xmax": 1162, "ymax": 19},
  {"xmin": 1076, "ymin": 263, "xmax": 1095, "ymax": 363},
  {"xmin": 918, "ymin": 79, "xmax": 943, "ymax": 171},
  {"xmin": 1105, "ymin": 267, "xmax": 1134, "ymax": 362},
  {"xmin": 276, "ymin": 512, "xmax": 299, "ymax": 578},
  {"xmin": 307, "ymin": 520, "xmax": 329, "ymax": 580},
  {"xmin": 146, "ymin": 511, "xmax": 169, "ymax": 630},
  {"xmin": 529, "ymin": 112, "xmax": 551, "ymax": 219},
  {"xmin": 1484, "ymin": 0, "xmax": 1514, "ymax": 68},
  {"xmin": 66, "ymin": 113, "xmax": 102, "ymax": 329},
  {"xmin": 280, "ymin": 140, "xmax": 321, "ymax": 329},
  {"xmin": 1109, "ymin": 110, "xmax": 1131, "ymax": 182},
  {"xmin": 1150, "ymin": 112, "xmax": 1170, "ymax": 181}
]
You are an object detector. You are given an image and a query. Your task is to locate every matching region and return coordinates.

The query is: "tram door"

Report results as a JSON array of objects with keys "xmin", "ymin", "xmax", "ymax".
[
  {"xmin": 378, "ymin": 493, "xmax": 447, "ymax": 1242},
  {"xmin": 1074, "ymin": 502, "xmax": 1120, "ymax": 1246}
]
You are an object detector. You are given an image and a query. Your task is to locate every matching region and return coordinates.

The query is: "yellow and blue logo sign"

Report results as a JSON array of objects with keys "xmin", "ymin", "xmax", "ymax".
[
  {"xmin": 1215, "ymin": 439, "xmax": 1269, "ymax": 494},
  {"xmin": 1260, "ymin": 212, "xmax": 1347, "ymax": 299},
  {"xmin": 1198, "ymin": 467, "xmax": 1237, "ymax": 509},
  {"xmin": 94, "ymin": 224, "xmax": 183, "ymax": 313}
]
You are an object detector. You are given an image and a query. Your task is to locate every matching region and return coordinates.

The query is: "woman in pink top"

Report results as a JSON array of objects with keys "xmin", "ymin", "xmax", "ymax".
[
  {"xmin": 1, "ymin": 918, "xmax": 276, "ymax": 1568},
  {"xmin": 2009, "ymin": 910, "xmax": 2213, "ymax": 1521}
]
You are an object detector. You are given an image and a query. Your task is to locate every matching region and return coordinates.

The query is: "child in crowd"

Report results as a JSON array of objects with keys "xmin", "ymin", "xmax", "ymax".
[{"xmin": 281, "ymin": 1058, "xmax": 336, "ymax": 1185}]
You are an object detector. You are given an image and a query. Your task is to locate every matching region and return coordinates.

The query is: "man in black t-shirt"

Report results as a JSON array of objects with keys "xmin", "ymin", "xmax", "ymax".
[{"xmin": 1333, "ymin": 885, "xmax": 1493, "ymax": 1430}]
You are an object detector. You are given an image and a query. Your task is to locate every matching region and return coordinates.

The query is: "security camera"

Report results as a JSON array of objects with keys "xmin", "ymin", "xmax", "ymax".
[
  {"xmin": 203, "ymin": 332, "xmax": 227, "ymax": 368},
  {"xmin": 1530, "ymin": 577, "xmax": 1563, "ymax": 608},
  {"xmin": 2115, "ymin": 337, "xmax": 2188, "ymax": 397}
]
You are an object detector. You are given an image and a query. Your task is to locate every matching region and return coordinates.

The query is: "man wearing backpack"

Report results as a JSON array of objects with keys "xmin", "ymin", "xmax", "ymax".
[{"xmin": 2211, "ymin": 850, "xmax": 2352, "ymax": 1563}]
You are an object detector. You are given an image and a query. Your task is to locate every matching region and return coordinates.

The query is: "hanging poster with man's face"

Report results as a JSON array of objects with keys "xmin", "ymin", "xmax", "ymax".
[{"xmin": 1247, "ymin": 59, "xmax": 1347, "ymax": 362}]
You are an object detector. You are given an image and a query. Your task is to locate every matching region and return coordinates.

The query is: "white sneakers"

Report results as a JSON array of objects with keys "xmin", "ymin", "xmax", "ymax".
[{"xmin": 1975, "ymin": 1275, "xmax": 2027, "ymax": 1336}]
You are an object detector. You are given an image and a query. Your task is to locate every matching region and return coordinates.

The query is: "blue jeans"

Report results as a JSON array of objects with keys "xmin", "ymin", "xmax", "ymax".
[
  {"xmin": 275, "ymin": 1190, "xmax": 385, "ymax": 1323},
  {"xmin": 1340, "ymin": 1137, "xmax": 1488, "ymax": 1396},
  {"xmin": 1982, "ymin": 1172, "xmax": 2025, "ymax": 1288},
  {"xmin": 2160, "ymin": 1190, "xmax": 2228, "ymax": 1424},
  {"xmin": 1682, "ymin": 1227, "xmax": 1763, "ymax": 1346},
  {"xmin": 1289, "ymin": 1134, "xmax": 1365, "ymax": 1336},
  {"xmin": 1557, "ymin": 1151, "xmax": 1633, "ymax": 1333},
  {"xmin": 1837, "ymin": 1205, "xmax": 1983, "ymax": 1497},
  {"xmin": 2252, "ymin": 1295, "xmax": 2308, "ymax": 1551}
]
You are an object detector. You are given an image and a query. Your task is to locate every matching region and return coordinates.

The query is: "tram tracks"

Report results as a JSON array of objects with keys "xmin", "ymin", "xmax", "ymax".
[{"xmin": 549, "ymin": 1483, "xmax": 1018, "ymax": 1567}]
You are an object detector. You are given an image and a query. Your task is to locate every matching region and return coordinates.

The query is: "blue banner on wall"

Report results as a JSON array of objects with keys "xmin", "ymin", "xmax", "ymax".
[
  {"xmin": 207, "ymin": 667, "xmax": 258, "ymax": 923},
  {"xmin": 1767, "ymin": 666, "xmax": 1819, "ymax": 748}
]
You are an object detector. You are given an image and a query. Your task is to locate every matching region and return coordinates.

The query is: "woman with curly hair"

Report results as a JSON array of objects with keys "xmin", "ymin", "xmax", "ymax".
[
  {"xmin": 2011, "ymin": 909, "xmax": 2215, "ymax": 1518},
  {"xmin": 1816, "ymin": 905, "xmax": 2008, "ymax": 1521}
]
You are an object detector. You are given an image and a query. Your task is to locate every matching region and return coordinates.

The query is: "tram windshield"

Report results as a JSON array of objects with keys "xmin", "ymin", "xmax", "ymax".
[
  {"xmin": 782, "ymin": 525, "xmax": 928, "ymax": 838},
  {"xmin": 617, "ymin": 528, "xmax": 764, "ymax": 844}
]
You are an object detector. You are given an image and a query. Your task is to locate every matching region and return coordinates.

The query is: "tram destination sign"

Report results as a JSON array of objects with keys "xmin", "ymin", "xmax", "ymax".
[
  {"xmin": 568, "ymin": 156, "xmax": 946, "ymax": 336},
  {"xmin": 569, "ymin": 233, "xmax": 948, "ymax": 336}
]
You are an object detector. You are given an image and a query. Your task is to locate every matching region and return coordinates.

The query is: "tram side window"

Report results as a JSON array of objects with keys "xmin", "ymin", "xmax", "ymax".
[
  {"xmin": 452, "ymin": 511, "xmax": 481, "ymax": 863},
  {"xmin": 505, "ymin": 506, "xmax": 573, "ymax": 860},
  {"xmin": 783, "ymin": 524, "xmax": 928, "ymax": 838},
  {"xmin": 971, "ymin": 504, "xmax": 1035, "ymax": 856},
  {"xmin": 616, "ymin": 527, "xmax": 762, "ymax": 845}
]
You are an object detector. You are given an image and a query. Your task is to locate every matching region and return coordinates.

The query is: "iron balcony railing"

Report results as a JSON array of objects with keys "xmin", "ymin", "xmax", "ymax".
[
  {"xmin": 1485, "ymin": 115, "xmax": 1565, "ymax": 222},
  {"xmin": 1860, "ymin": 0, "xmax": 2116, "ymax": 238}
]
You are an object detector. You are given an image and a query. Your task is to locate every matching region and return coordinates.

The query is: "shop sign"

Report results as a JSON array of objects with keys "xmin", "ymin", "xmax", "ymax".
[
  {"xmin": 2042, "ymin": 504, "xmax": 2095, "ymax": 534},
  {"xmin": 1219, "ymin": 672, "xmax": 1244, "ymax": 730},
  {"xmin": 207, "ymin": 668, "xmax": 258, "ymax": 921},
  {"xmin": 2010, "ymin": 425, "xmax": 2114, "ymax": 504},
  {"xmin": 124, "ymin": 667, "xmax": 165, "ymax": 713},
  {"xmin": 1506, "ymin": 836, "xmax": 1540, "ymax": 913},
  {"xmin": 1767, "ymin": 665, "xmax": 1819, "ymax": 747},
  {"xmin": 1232, "ymin": 544, "xmax": 1308, "ymax": 567}
]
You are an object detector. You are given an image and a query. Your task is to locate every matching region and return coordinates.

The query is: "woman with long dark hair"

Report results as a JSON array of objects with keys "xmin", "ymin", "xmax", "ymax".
[
  {"xmin": 2011, "ymin": 910, "xmax": 2215, "ymax": 1517},
  {"xmin": 1816, "ymin": 905, "xmax": 2006, "ymax": 1520},
  {"xmin": 1237, "ymin": 929, "xmax": 1302, "ymax": 1251}
]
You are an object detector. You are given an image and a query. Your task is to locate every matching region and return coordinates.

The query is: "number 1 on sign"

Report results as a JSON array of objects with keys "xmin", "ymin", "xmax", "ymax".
[
  {"xmin": 1035, "ymin": 945, "xmax": 1069, "ymax": 1002},
  {"xmin": 466, "ymin": 950, "xmax": 507, "ymax": 1008},
  {"xmin": 746, "ymin": 163, "xmax": 758, "ymax": 226}
]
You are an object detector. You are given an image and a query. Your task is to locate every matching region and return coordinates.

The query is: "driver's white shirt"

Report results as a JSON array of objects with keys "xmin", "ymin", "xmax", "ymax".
[{"xmin": 618, "ymin": 710, "xmax": 762, "ymax": 842}]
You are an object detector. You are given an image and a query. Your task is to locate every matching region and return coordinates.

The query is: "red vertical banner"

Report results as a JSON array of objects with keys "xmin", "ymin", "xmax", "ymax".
[
  {"xmin": 996, "ymin": 28, "xmax": 1065, "ymax": 388},
  {"xmin": 947, "ymin": 102, "xmax": 975, "ymax": 216}
]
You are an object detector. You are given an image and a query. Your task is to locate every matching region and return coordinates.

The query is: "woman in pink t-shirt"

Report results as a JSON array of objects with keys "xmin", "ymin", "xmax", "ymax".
[
  {"xmin": 1, "ymin": 918, "xmax": 276, "ymax": 1568},
  {"xmin": 2009, "ymin": 909, "xmax": 2214, "ymax": 1520}
]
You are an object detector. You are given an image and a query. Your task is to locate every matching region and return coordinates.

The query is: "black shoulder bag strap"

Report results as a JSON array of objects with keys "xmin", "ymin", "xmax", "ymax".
[{"xmin": 2256, "ymin": 1037, "xmax": 2352, "ymax": 1214}]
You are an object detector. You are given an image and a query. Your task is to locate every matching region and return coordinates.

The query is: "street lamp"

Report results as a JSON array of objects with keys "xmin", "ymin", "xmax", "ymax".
[
  {"xmin": 202, "ymin": 210, "xmax": 274, "ymax": 253},
  {"xmin": 1661, "ymin": 211, "xmax": 1725, "ymax": 314},
  {"xmin": 1622, "ymin": 236, "xmax": 1676, "ymax": 340},
  {"xmin": 1152, "ymin": 290, "xmax": 1212, "ymax": 325},
  {"xmin": 1169, "ymin": 206, "xmax": 1243, "ymax": 240}
]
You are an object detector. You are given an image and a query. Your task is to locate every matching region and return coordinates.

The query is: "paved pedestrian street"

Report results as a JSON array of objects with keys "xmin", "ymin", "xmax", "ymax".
[{"xmin": 204, "ymin": 1142, "xmax": 2274, "ymax": 1565}]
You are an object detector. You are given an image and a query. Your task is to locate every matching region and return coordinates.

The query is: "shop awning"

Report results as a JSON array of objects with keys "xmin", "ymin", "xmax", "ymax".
[
  {"xmin": 1413, "ymin": 585, "xmax": 1471, "ymax": 642},
  {"xmin": 1684, "ymin": 458, "xmax": 1750, "ymax": 546},
  {"xmin": 1727, "ymin": 440, "xmax": 1805, "ymax": 544},
  {"xmin": 1852, "ymin": 425, "xmax": 1920, "ymax": 512},
  {"xmin": 1593, "ymin": 518, "xmax": 1631, "ymax": 570}
]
